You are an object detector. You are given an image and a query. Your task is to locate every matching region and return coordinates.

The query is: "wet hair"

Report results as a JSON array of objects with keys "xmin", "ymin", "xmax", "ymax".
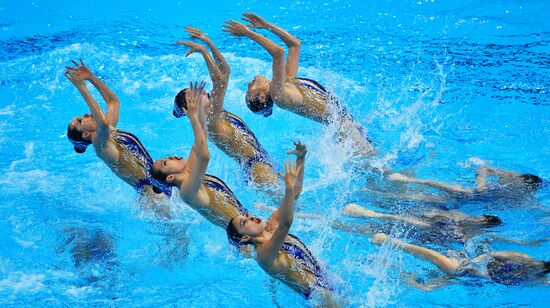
[
  {"xmin": 173, "ymin": 88, "xmax": 210, "ymax": 118},
  {"xmin": 67, "ymin": 124, "xmax": 91, "ymax": 154},
  {"xmin": 173, "ymin": 88, "xmax": 188, "ymax": 118},
  {"xmin": 226, "ymin": 217, "xmax": 251, "ymax": 248},
  {"xmin": 519, "ymin": 174, "xmax": 544, "ymax": 191},
  {"xmin": 544, "ymin": 261, "xmax": 550, "ymax": 274},
  {"xmin": 246, "ymin": 93, "xmax": 274, "ymax": 117},
  {"xmin": 482, "ymin": 215, "xmax": 503, "ymax": 227},
  {"xmin": 151, "ymin": 165, "xmax": 170, "ymax": 194}
]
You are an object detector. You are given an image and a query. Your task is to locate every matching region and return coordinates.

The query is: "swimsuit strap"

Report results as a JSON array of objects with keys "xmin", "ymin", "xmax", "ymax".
[
  {"xmin": 289, "ymin": 77, "xmax": 329, "ymax": 94},
  {"xmin": 202, "ymin": 174, "xmax": 248, "ymax": 215},
  {"xmin": 114, "ymin": 129, "xmax": 154, "ymax": 165}
]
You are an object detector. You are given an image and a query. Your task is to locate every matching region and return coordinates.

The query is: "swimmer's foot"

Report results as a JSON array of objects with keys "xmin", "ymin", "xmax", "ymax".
[
  {"xmin": 370, "ymin": 233, "xmax": 389, "ymax": 245},
  {"xmin": 387, "ymin": 172, "xmax": 411, "ymax": 183},
  {"xmin": 342, "ymin": 203, "xmax": 384, "ymax": 218}
]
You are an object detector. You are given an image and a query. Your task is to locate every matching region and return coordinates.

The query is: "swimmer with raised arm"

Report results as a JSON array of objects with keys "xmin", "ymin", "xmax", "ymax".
[
  {"xmin": 387, "ymin": 165, "xmax": 545, "ymax": 203},
  {"xmin": 223, "ymin": 13, "xmax": 374, "ymax": 159},
  {"xmin": 371, "ymin": 233, "xmax": 550, "ymax": 288},
  {"xmin": 65, "ymin": 60, "xmax": 171, "ymax": 216},
  {"xmin": 151, "ymin": 82, "xmax": 249, "ymax": 228},
  {"xmin": 174, "ymin": 27, "xmax": 278, "ymax": 193},
  {"xmin": 226, "ymin": 143, "xmax": 333, "ymax": 300}
]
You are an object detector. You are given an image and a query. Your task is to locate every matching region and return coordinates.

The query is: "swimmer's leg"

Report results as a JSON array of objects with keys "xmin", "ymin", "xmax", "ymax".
[
  {"xmin": 400, "ymin": 271, "xmax": 450, "ymax": 291},
  {"xmin": 254, "ymin": 203, "xmax": 324, "ymax": 220},
  {"xmin": 255, "ymin": 203, "xmax": 378, "ymax": 236},
  {"xmin": 387, "ymin": 173, "xmax": 473, "ymax": 195},
  {"xmin": 362, "ymin": 187, "xmax": 447, "ymax": 205},
  {"xmin": 342, "ymin": 203, "xmax": 430, "ymax": 227},
  {"xmin": 475, "ymin": 167, "xmax": 489, "ymax": 191},
  {"xmin": 371, "ymin": 233, "xmax": 460, "ymax": 275},
  {"xmin": 489, "ymin": 235, "xmax": 550, "ymax": 247}
]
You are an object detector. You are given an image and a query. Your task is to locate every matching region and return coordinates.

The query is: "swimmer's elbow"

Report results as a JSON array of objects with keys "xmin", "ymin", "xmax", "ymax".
[
  {"xmin": 271, "ymin": 46, "xmax": 284, "ymax": 58},
  {"xmin": 291, "ymin": 38, "xmax": 301, "ymax": 48},
  {"xmin": 200, "ymin": 149, "xmax": 210, "ymax": 161}
]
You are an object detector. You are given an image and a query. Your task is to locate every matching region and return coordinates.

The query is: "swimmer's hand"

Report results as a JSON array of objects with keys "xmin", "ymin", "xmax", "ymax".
[
  {"xmin": 223, "ymin": 20, "xmax": 251, "ymax": 37},
  {"xmin": 242, "ymin": 12, "xmax": 269, "ymax": 29},
  {"xmin": 64, "ymin": 63, "xmax": 86, "ymax": 88},
  {"xmin": 184, "ymin": 81, "xmax": 206, "ymax": 118},
  {"xmin": 287, "ymin": 141, "xmax": 307, "ymax": 160},
  {"xmin": 184, "ymin": 26, "xmax": 211, "ymax": 43},
  {"xmin": 279, "ymin": 159, "xmax": 301, "ymax": 194},
  {"xmin": 176, "ymin": 41, "xmax": 206, "ymax": 57},
  {"xmin": 65, "ymin": 59, "xmax": 94, "ymax": 82}
]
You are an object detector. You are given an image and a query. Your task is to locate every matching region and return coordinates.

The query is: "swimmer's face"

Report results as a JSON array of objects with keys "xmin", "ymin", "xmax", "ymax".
[
  {"xmin": 246, "ymin": 75, "xmax": 270, "ymax": 102},
  {"xmin": 232, "ymin": 214, "xmax": 265, "ymax": 240},
  {"xmin": 153, "ymin": 156, "xmax": 187, "ymax": 182},
  {"xmin": 69, "ymin": 113, "xmax": 96, "ymax": 139}
]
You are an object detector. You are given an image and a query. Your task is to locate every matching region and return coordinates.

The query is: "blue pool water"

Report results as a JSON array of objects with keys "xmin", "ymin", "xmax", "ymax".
[{"xmin": 1, "ymin": 0, "xmax": 549, "ymax": 306}]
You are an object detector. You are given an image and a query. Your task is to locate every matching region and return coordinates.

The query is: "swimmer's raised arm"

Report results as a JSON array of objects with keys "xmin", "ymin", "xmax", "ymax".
[
  {"xmin": 177, "ymin": 40, "xmax": 227, "ymax": 116},
  {"xmin": 260, "ymin": 159, "xmax": 301, "ymax": 263},
  {"xmin": 65, "ymin": 64, "xmax": 109, "ymax": 145},
  {"xmin": 223, "ymin": 20, "xmax": 285, "ymax": 101},
  {"xmin": 242, "ymin": 13, "xmax": 301, "ymax": 79},
  {"xmin": 185, "ymin": 26, "xmax": 230, "ymax": 76},
  {"xmin": 180, "ymin": 82, "xmax": 210, "ymax": 197},
  {"xmin": 66, "ymin": 60, "xmax": 120, "ymax": 127},
  {"xmin": 287, "ymin": 141, "xmax": 307, "ymax": 199}
]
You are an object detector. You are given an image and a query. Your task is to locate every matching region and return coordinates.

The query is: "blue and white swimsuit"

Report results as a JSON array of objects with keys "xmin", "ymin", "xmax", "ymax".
[{"xmin": 107, "ymin": 129, "xmax": 172, "ymax": 197}]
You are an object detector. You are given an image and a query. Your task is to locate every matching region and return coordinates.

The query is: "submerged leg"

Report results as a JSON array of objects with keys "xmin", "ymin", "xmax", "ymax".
[
  {"xmin": 387, "ymin": 173, "xmax": 473, "ymax": 195},
  {"xmin": 255, "ymin": 203, "xmax": 378, "ymax": 236},
  {"xmin": 342, "ymin": 203, "xmax": 430, "ymax": 227},
  {"xmin": 371, "ymin": 233, "xmax": 460, "ymax": 275}
]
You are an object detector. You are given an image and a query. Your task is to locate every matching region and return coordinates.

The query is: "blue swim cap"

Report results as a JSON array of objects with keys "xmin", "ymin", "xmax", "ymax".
[
  {"xmin": 246, "ymin": 95, "xmax": 274, "ymax": 117},
  {"xmin": 173, "ymin": 89, "xmax": 187, "ymax": 118},
  {"xmin": 68, "ymin": 135, "xmax": 91, "ymax": 153}
]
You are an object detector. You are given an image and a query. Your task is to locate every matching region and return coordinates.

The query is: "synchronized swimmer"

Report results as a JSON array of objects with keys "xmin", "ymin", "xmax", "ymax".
[
  {"xmin": 151, "ymin": 82, "xmax": 249, "ymax": 228},
  {"xmin": 65, "ymin": 61, "xmax": 171, "ymax": 217},
  {"xmin": 63, "ymin": 11, "xmax": 548, "ymax": 303},
  {"xmin": 223, "ymin": 13, "xmax": 375, "ymax": 160},
  {"xmin": 174, "ymin": 26, "xmax": 279, "ymax": 193}
]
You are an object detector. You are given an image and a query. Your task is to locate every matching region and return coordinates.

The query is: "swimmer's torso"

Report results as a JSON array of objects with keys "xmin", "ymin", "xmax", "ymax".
[
  {"xmin": 260, "ymin": 234, "xmax": 327, "ymax": 298},
  {"xmin": 283, "ymin": 77, "xmax": 334, "ymax": 123},
  {"xmin": 284, "ymin": 78, "xmax": 375, "ymax": 156},
  {"xmin": 209, "ymin": 111, "xmax": 266, "ymax": 164},
  {"xmin": 101, "ymin": 128, "xmax": 152, "ymax": 189},
  {"xmin": 209, "ymin": 111, "xmax": 277, "ymax": 184},
  {"xmin": 185, "ymin": 174, "xmax": 249, "ymax": 228}
]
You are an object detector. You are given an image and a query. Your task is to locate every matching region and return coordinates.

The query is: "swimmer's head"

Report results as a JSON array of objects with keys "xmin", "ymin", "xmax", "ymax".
[
  {"xmin": 462, "ymin": 214, "xmax": 502, "ymax": 228},
  {"xmin": 519, "ymin": 174, "xmax": 544, "ymax": 191},
  {"xmin": 226, "ymin": 214, "xmax": 265, "ymax": 247},
  {"xmin": 481, "ymin": 215, "xmax": 502, "ymax": 227},
  {"xmin": 67, "ymin": 113, "xmax": 96, "ymax": 153},
  {"xmin": 173, "ymin": 88, "xmax": 211, "ymax": 118},
  {"xmin": 245, "ymin": 75, "xmax": 273, "ymax": 117},
  {"xmin": 487, "ymin": 255, "xmax": 547, "ymax": 285},
  {"xmin": 544, "ymin": 261, "xmax": 550, "ymax": 274},
  {"xmin": 151, "ymin": 156, "xmax": 187, "ymax": 193}
]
